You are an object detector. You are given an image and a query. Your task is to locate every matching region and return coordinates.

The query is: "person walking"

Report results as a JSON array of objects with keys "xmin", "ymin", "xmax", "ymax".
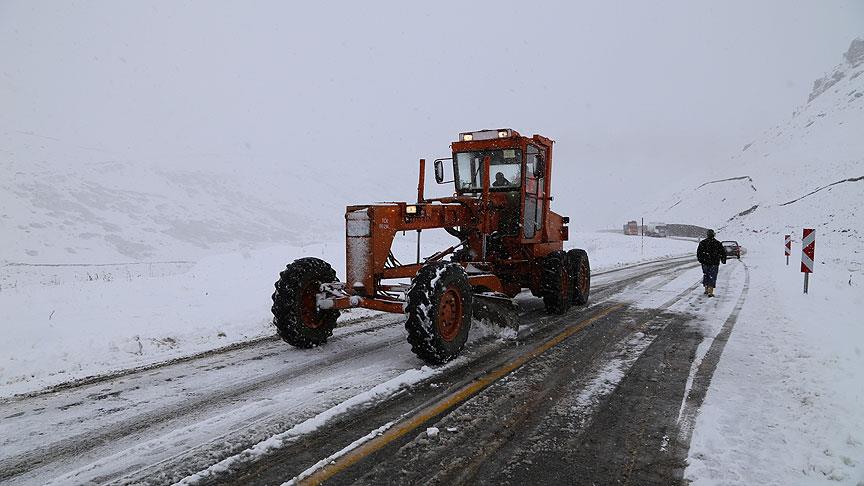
[{"xmin": 697, "ymin": 229, "xmax": 727, "ymax": 297}]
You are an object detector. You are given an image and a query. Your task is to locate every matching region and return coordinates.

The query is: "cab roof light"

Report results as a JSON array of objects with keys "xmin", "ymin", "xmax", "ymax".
[{"xmin": 459, "ymin": 129, "xmax": 513, "ymax": 142}]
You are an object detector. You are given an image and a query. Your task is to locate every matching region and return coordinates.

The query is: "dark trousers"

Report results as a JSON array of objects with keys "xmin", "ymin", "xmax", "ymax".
[{"xmin": 702, "ymin": 264, "xmax": 719, "ymax": 287}]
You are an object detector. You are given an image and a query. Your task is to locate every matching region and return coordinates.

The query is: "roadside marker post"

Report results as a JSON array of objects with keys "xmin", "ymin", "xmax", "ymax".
[
  {"xmin": 801, "ymin": 228, "xmax": 815, "ymax": 294},
  {"xmin": 784, "ymin": 234, "xmax": 791, "ymax": 265}
]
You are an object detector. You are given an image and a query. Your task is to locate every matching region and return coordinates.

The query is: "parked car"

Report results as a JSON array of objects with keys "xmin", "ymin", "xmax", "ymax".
[{"xmin": 721, "ymin": 240, "xmax": 741, "ymax": 259}]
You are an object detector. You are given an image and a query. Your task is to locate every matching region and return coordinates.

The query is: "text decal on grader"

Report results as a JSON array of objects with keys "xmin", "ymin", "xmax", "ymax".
[{"xmin": 271, "ymin": 129, "xmax": 591, "ymax": 364}]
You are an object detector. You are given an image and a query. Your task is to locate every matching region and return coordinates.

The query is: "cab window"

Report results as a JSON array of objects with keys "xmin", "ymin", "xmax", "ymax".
[{"xmin": 454, "ymin": 149, "xmax": 522, "ymax": 193}]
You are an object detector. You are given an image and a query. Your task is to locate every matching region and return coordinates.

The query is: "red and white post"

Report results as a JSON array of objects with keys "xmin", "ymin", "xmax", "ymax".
[
  {"xmin": 784, "ymin": 234, "xmax": 791, "ymax": 265},
  {"xmin": 800, "ymin": 228, "xmax": 815, "ymax": 293}
]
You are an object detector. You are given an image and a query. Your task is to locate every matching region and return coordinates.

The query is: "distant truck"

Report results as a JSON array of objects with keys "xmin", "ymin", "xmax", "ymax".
[
  {"xmin": 644, "ymin": 222, "xmax": 668, "ymax": 238},
  {"xmin": 623, "ymin": 221, "xmax": 666, "ymax": 237}
]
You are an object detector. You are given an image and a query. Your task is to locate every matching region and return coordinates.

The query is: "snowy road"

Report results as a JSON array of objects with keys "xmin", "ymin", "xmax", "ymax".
[{"xmin": 0, "ymin": 256, "xmax": 749, "ymax": 485}]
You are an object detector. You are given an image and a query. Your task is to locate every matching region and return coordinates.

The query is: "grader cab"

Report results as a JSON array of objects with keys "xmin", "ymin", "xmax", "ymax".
[{"xmin": 271, "ymin": 129, "xmax": 591, "ymax": 364}]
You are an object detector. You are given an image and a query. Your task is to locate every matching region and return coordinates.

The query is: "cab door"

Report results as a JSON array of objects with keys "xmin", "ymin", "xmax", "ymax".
[{"xmin": 523, "ymin": 145, "xmax": 545, "ymax": 239}]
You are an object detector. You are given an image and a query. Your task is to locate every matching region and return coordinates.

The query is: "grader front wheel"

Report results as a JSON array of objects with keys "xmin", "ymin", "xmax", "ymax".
[
  {"xmin": 271, "ymin": 257, "xmax": 341, "ymax": 348},
  {"xmin": 405, "ymin": 262, "xmax": 473, "ymax": 364}
]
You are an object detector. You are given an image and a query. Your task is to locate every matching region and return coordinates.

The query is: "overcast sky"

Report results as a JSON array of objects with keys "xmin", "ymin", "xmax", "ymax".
[{"xmin": 1, "ymin": 1, "xmax": 862, "ymax": 229}]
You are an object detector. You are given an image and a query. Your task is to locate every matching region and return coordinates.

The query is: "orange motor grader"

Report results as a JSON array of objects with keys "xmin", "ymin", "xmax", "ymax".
[{"xmin": 271, "ymin": 129, "xmax": 590, "ymax": 364}]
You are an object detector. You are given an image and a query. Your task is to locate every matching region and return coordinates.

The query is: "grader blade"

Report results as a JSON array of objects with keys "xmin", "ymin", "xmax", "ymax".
[{"xmin": 472, "ymin": 292, "xmax": 520, "ymax": 332}]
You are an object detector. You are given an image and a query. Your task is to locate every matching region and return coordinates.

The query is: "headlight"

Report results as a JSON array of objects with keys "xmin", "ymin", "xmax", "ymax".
[
  {"xmin": 405, "ymin": 205, "xmax": 418, "ymax": 214},
  {"xmin": 462, "ymin": 134, "xmax": 473, "ymax": 141}
]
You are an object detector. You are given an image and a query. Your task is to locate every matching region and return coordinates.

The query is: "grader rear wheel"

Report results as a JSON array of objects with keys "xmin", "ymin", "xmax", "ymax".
[
  {"xmin": 567, "ymin": 248, "xmax": 591, "ymax": 305},
  {"xmin": 405, "ymin": 262, "xmax": 473, "ymax": 364},
  {"xmin": 271, "ymin": 257, "xmax": 341, "ymax": 348},
  {"xmin": 541, "ymin": 251, "xmax": 571, "ymax": 315}
]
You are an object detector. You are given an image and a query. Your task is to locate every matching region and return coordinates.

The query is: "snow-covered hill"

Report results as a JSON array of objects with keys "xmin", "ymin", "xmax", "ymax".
[
  {"xmin": 722, "ymin": 39, "xmax": 863, "ymax": 264},
  {"xmin": 652, "ymin": 38, "xmax": 864, "ymax": 270},
  {"xmin": 0, "ymin": 130, "xmax": 421, "ymax": 264},
  {"xmin": 653, "ymin": 176, "xmax": 759, "ymax": 230},
  {"xmin": 2, "ymin": 163, "xmax": 331, "ymax": 263}
]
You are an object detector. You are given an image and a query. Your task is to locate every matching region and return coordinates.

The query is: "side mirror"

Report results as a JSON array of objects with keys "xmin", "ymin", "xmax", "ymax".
[
  {"xmin": 433, "ymin": 158, "xmax": 453, "ymax": 184},
  {"xmin": 434, "ymin": 159, "xmax": 445, "ymax": 184},
  {"xmin": 534, "ymin": 155, "xmax": 546, "ymax": 178}
]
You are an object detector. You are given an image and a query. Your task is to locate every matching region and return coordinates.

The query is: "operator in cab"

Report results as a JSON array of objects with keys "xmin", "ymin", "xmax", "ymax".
[{"xmin": 493, "ymin": 172, "xmax": 511, "ymax": 187}]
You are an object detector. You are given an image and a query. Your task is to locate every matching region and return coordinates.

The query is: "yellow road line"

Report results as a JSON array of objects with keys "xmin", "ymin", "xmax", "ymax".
[{"xmin": 298, "ymin": 303, "xmax": 626, "ymax": 485}]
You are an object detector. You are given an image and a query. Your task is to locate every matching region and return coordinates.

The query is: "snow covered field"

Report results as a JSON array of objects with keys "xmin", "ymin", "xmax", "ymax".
[{"xmin": 0, "ymin": 232, "xmax": 696, "ymax": 399}]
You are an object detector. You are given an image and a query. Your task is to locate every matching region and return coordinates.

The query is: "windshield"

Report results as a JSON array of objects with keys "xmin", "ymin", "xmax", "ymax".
[{"xmin": 454, "ymin": 149, "xmax": 522, "ymax": 192}]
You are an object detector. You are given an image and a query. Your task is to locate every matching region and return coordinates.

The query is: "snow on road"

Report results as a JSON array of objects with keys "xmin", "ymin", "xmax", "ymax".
[
  {"xmin": 554, "ymin": 264, "xmax": 710, "ymax": 428},
  {"xmin": 0, "ymin": 232, "xmax": 696, "ymax": 399},
  {"xmin": 0, "ymin": 315, "xmax": 416, "ymax": 485},
  {"xmin": 180, "ymin": 258, "xmax": 709, "ymax": 485},
  {"xmin": 0, "ymin": 253, "xmax": 697, "ymax": 485}
]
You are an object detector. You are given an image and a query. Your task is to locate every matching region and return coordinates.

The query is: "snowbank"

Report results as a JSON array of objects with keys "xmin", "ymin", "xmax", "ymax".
[
  {"xmin": 0, "ymin": 244, "xmax": 327, "ymax": 397},
  {"xmin": 685, "ymin": 237, "xmax": 864, "ymax": 485}
]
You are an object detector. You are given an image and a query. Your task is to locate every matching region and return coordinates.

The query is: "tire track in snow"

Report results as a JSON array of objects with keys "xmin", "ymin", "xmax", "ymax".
[
  {"xmin": 437, "ymin": 279, "xmax": 705, "ymax": 485},
  {"xmin": 674, "ymin": 260, "xmax": 750, "ymax": 465},
  {"xmin": 230, "ymin": 264, "xmax": 703, "ymax": 486},
  {"xmin": 0, "ymin": 313, "xmax": 403, "ymax": 404},
  {"xmin": 0, "ymin": 329, "xmax": 407, "ymax": 483}
]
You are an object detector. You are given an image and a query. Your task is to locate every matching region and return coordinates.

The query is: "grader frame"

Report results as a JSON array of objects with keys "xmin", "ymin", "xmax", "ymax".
[{"xmin": 271, "ymin": 129, "xmax": 590, "ymax": 364}]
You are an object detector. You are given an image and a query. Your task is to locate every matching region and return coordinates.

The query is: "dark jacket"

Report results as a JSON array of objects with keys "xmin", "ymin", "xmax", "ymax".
[{"xmin": 697, "ymin": 237, "xmax": 727, "ymax": 266}]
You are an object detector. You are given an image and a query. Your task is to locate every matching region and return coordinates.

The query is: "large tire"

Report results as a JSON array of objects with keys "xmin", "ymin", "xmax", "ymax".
[
  {"xmin": 567, "ymin": 249, "xmax": 591, "ymax": 306},
  {"xmin": 405, "ymin": 262, "xmax": 473, "ymax": 364},
  {"xmin": 271, "ymin": 257, "xmax": 341, "ymax": 348},
  {"xmin": 541, "ymin": 251, "xmax": 571, "ymax": 314}
]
